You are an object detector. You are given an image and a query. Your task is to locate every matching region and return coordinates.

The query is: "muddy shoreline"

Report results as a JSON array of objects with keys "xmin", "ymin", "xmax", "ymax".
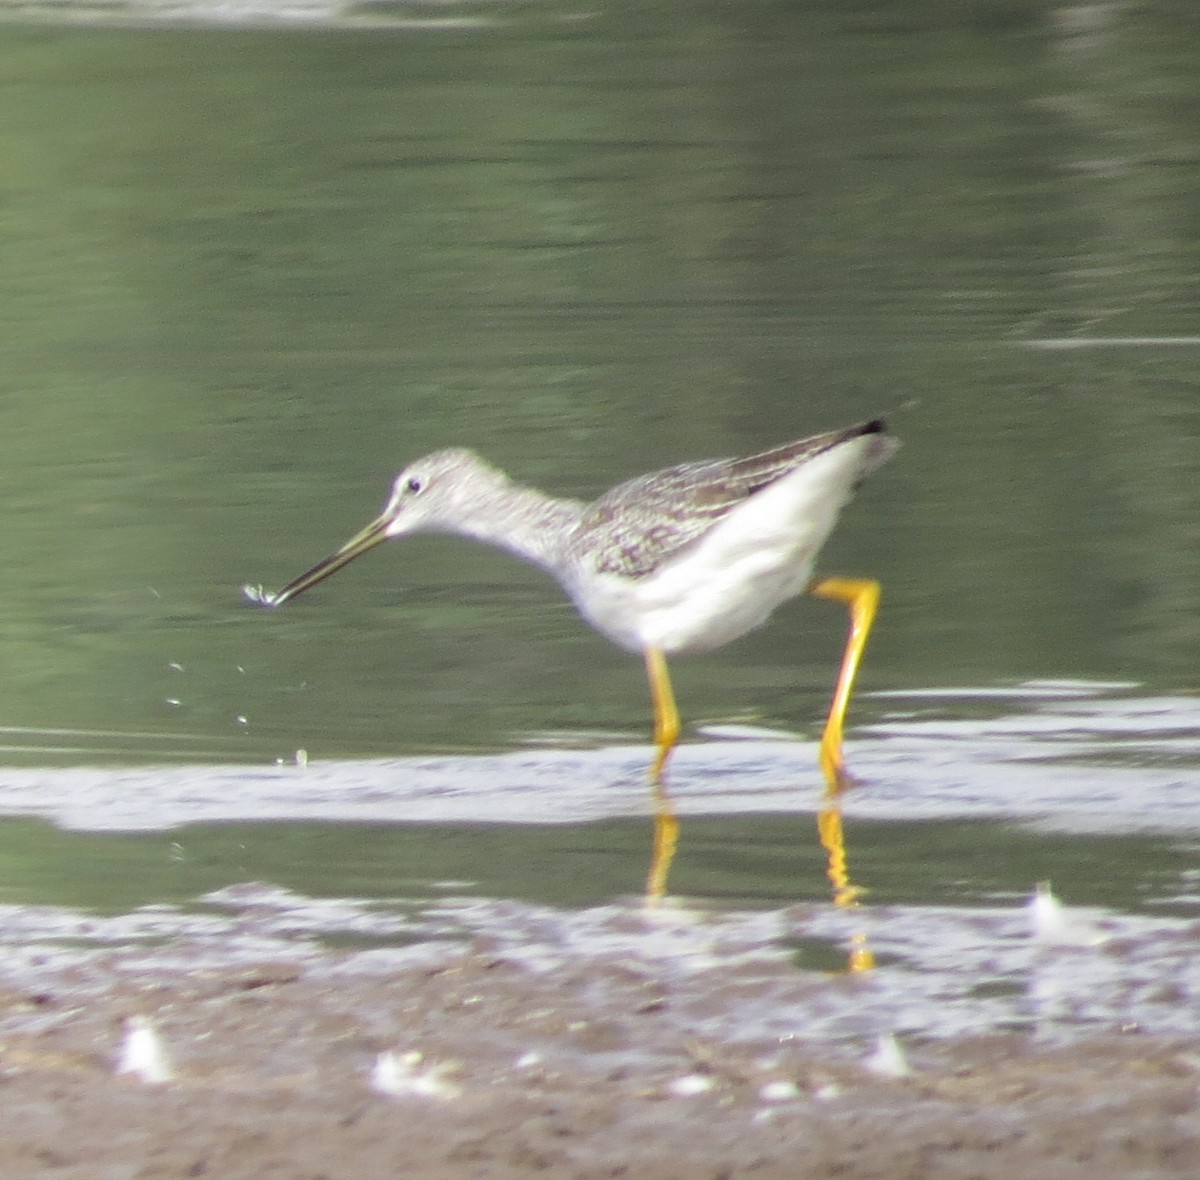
[{"xmin": 1, "ymin": 897, "xmax": 1197, "ymax": 1179}]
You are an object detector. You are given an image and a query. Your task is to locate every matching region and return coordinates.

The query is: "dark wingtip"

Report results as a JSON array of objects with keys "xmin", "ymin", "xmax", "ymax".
[{"xmin": 862, "ymin": 417, "xmax": 887, "ymax": 435}]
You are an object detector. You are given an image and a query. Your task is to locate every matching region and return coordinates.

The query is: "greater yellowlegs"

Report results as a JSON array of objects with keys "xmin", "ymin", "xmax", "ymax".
[
  {"xmin": 250, "ymin": 420, "xmax": 897, "ymax": 792},
  {"xmin": 252, "ymin": 421, "xmax": 896, "ymax": 900}
]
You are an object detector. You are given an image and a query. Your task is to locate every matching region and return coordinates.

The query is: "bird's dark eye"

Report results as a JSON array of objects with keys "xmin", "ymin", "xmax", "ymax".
[{"xmin": 406, "ymin": 477, "xmax": 423, "ymax": 494}]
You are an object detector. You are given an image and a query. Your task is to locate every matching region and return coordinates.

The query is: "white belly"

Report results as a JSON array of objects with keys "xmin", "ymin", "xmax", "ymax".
[{"xmin": 574, "ymin": 551, "xmax": 816, "ymax": 654}]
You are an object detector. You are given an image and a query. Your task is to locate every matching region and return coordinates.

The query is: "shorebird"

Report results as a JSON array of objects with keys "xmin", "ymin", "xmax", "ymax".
[{"xmin": 248, "ymin": 419, "xmax": 898, "ymax": 893}]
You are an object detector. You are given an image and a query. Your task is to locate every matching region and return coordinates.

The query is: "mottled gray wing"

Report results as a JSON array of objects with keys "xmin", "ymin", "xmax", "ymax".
[{"xmin": 572, "ymin": 426, "xmax": 870, "ymax": 579}]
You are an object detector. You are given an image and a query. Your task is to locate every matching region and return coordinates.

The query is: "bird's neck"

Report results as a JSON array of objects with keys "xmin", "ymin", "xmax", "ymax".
[{"xmin": 449, "ymin": 483, "xmax": 584, "ymax": 580}]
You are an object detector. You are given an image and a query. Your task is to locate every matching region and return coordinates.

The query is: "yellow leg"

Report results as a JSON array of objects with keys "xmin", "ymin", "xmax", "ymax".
[
  {"xmin": 644, "ymin": 645, "xmax": 681, "ymax": 781},
  {"xmin": 808, "ymin": 577, "xmax": 881, "ymax": 790},
  {"xmin": 643, "ymin": 646, "xmax": 681, "ymax": 903}
]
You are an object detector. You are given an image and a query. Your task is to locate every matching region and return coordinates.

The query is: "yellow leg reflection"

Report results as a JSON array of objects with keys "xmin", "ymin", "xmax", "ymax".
[
  {"xmin": 643, "ymin": 646, "xmax": 681, "ymax": 904},
  {"xmin": 817, "ymin": 799, "xmax": 862, "ymax": 908},
  {"xmin": 645, "ymin": 777, "xmax": 679, "ymax": 905},
  {"xmin": 817, "ymin": 789, "xmax": 875, "ymax": 972},
  {"xmin": 808, "ymin": 577, "xmax": 881, "ymax": 789}
]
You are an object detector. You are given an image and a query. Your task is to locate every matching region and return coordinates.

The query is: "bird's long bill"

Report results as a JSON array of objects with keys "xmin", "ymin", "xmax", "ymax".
[{"xmin": 265, "ymin": 512, "xmax": 392, "ymax": 606}]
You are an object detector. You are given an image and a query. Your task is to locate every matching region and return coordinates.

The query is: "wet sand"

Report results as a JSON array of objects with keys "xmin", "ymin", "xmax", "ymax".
[{"xmin": 2, "ymin": 896, "xmax": 1198, "ymax": 1179}]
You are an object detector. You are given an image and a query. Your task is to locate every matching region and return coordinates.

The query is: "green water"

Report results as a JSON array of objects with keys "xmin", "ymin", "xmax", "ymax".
[
  {"xmin": 0, "ymin": 812, "xmax": 1192, "ymax": 918},
  {"xmin": 0, "ymin": 8, "xmax": 1196, "ymax": 915}
]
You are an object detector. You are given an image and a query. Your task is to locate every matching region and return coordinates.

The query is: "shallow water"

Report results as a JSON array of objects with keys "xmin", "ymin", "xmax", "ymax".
[{"xmin": 0, "ymin": 680, "xmax": 1193, "ymax": 923}]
